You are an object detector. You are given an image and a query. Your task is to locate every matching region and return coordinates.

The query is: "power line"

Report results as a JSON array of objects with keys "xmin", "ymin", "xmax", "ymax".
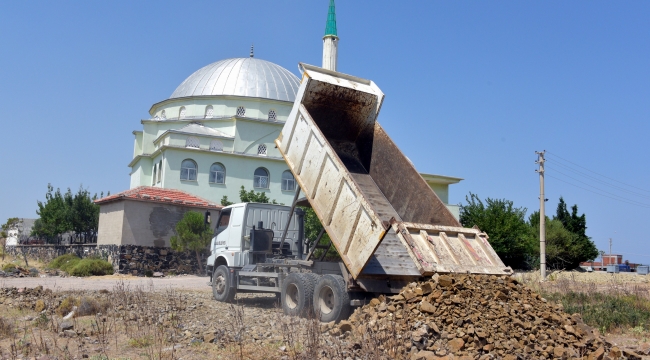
[
  {"xmin": 545, "ymin": 165, "xmax": 650, "ymax": 205},
  {"xmin": 546, "ymin": 158, "xmax": 650, "ymax": 200},
  {"xmin": 546, "ymin": 150, "xmax": 650, "ymax": 193},
  {"xmin": 545, "ymin": 174, "xmax": 650, "ymax": 208}
]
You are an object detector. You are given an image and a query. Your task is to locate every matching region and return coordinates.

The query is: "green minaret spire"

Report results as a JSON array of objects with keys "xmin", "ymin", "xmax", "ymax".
[{"xmin": 324, "ymin": 0, "xmax": 337, "ymax": 37}]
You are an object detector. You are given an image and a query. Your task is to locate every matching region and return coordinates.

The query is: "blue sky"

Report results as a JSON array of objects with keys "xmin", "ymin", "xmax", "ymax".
[{"xmin": 1, "ymin": 1, "xmax": 648, "ymax": 264}]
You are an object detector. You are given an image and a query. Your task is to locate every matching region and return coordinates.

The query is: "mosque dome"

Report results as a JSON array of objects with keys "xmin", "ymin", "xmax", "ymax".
[{"xmin": 170, "ymin": 57, "xmax": 300, "ymax": 102}]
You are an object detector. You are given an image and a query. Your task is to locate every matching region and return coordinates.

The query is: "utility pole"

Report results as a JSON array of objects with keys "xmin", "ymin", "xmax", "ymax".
[{"xmin": 535, "ymin": 150, "xmax": 546, "ymax": 280}]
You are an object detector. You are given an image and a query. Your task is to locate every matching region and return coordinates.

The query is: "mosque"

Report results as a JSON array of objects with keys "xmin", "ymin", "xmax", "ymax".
[
  {"xmin": 124, "ymin": 0, "xmax": 462, "ymax": 218},
  {"xmin": 97, "ymin": 0, "xmax": 462, "ymax": 248}
]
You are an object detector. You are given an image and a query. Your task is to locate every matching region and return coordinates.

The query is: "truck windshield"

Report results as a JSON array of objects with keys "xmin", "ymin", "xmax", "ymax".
[{"xmin": 214, "ymin": 209, "xmax": 231, "ymax": 236}]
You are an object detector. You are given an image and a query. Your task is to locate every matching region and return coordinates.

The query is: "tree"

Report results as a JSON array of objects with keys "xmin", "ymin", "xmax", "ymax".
[
  {"xmin": 170, "ymin": 211, "xmax": 213, "ymax": 273},
  {"xmin": 554, "ymin": 197, "xmax": 598, "ymax": 263},
  {"xmin": 220, "ymin": 196, "xmax": 233, "ymax": 207},
  {"xmin": 238, "ymin": 186, "xmax": 278, "ymax": 204},
  {"xmin": 34, "ymin": 185, "xmax": 70, "ymax": 243},
  {"xmin": 459, "ymin": 193, "xmax": 535, "ymax": 269},
  {"xmin": 33, "ymin": 184, "xmax": 106, "ymax": 244},
  {"xmin": 526, "ymin": 199, "xmax": 599, "ymax": 269}
]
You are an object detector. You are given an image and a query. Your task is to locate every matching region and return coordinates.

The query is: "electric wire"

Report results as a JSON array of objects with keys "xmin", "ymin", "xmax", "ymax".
[
  {"xmin": 545, "ymin": 165, "xmax": 650, "ymax": 205},
  {"xmin": 546, "ymin": 150, "xmax": 650, "ymax": 193},
  {"xmin": 545, "ymin": 158, "xmax": 650, "ymax": 200},
  {"xmin": 545, "ymin": 174, "xmax": 650, "ymax": 208}
]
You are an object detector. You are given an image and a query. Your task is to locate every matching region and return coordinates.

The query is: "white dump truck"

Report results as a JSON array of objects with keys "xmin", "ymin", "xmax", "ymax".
[{"xmin": 206, "ymin": 64, "xmax": 512, "ymax": 322}]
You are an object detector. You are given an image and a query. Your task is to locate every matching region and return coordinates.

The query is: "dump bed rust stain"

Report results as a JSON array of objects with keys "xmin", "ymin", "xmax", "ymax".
[{"xmin": 276, "ymin": 64, "xmax": 512, "ymax": 279}]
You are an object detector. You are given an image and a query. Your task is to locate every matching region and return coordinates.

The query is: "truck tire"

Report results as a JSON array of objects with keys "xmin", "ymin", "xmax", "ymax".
[
  {"xmin": 281, "ymin": 273, "xmax": 313, "ymax": 317},
  {"xmin": 212, "ymin": 265, "xmax": 236, "ymax": 303},
  {"xmin": 313, "ymin": 274, "xmax": 350, "ymax": 323}
]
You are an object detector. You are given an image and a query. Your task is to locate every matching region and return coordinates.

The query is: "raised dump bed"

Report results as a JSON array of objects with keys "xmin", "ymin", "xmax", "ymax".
[{"xmin": 276, "ymin": 63, "xmax": 512, "ymax": 279}]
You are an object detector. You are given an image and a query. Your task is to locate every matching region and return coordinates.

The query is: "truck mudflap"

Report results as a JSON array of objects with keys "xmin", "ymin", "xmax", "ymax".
[{"xmin": 390, "ymin": 220, "xmax": 513, "ymax": 276}]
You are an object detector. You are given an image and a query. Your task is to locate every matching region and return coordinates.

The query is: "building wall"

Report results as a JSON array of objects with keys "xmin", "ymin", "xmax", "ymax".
[
  {"xmin": 161, "ymin": 148, "xmax": 295, "ymax": 205},
  {"xmin": 97, "ymin": 201, "xmax": 125, "ymax": 246},
  {"xmin": 98, "ymin": 199, "xmax": 218, "ymax": 247}
]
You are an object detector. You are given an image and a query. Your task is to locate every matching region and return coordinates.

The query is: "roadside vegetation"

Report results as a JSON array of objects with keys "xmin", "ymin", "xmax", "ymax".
[
  {"xmin": 520, "ymin": 271, "xmax": 650, "ymax": 336},
  {"xmin": 460, "ymin": 194, "xmax": 599, "ymax": 270},
  {"xmin": 48, "ymin": 254, "xmax": 114, "ymax": 276}
]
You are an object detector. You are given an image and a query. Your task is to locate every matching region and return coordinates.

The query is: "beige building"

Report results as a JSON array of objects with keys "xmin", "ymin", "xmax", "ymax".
[{"xmin": 96, "ymin": 187, "xmax": 221, "ymax": 247}]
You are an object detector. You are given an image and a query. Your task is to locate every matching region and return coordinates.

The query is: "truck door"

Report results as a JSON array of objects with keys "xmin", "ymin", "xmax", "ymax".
[
  {"xmin": 229, "ymin": 206, "xmax": 244, "ymax": 266},
  {"xmin": 214, "ymin": 209, "xmax": 232, "ymax": 253}
]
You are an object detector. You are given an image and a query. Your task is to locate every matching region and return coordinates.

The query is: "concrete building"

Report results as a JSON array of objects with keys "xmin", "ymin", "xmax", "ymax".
[
  {"xmin": 126, "ymin": 0, "xmax": 462, "ymax": 215},
  {"xmin": 96, "ymin": 0, "xmax": 464, "ymax": 248},
  {"xmin": 96, "ymin": 187, "xmax": 221, "ymax": 247}
]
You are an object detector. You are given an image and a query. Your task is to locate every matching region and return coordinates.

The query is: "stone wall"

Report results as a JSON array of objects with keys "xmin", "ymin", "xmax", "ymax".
[
  {"xmin": 5, "ymin": 244, "xmax": 107, "ymax": 264},
  {"xmin": 4, "ymin": 244, "xmax": 208, "ymax": 276},
  {"xmin": 107, "ymin": 245, "xmax": 208, "ymax": 276}
]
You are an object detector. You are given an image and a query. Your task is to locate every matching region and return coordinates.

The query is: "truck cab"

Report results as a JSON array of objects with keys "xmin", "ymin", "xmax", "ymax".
[{"xmin": 206, "ymin": 202, "xmax": 302, "ymax": 274}]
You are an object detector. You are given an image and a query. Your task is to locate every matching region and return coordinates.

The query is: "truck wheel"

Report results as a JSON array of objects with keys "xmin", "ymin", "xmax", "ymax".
[
  {"xmin": 281, "ymin": 273, "xmax": 313, "ymax": 317},
  {"xmin": 313, "ymin": 274, "xmax": 350, "ymax": 323},
  {"xmin": 213, "ymin": 265, "xmax": 236, "ymax": 303}
]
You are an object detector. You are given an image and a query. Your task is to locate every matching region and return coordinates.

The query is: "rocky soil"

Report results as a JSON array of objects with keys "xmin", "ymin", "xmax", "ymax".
[
  {"xmin": 1, "ymin": 274, "xmax": 650, "ymax": 359},
  {"xmin": 325, "ymin": 274, "xmax": 647, "ymax": 360}
]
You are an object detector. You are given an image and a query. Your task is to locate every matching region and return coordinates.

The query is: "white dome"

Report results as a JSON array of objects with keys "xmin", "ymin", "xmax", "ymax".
[{"xmin": 170, "ymin": 58, "xmax": 300, "ymax": 102}]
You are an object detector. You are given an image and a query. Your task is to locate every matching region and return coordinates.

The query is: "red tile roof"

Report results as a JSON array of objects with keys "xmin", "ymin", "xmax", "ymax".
[{"xmin": 95, "ymin": 186, "xmax": 222, "ymax": 210}]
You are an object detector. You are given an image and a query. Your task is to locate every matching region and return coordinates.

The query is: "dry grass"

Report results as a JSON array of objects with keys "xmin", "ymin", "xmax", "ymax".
[{"xmin": 517, "ymin": 270, "xmax": 650, "ymax": 336}]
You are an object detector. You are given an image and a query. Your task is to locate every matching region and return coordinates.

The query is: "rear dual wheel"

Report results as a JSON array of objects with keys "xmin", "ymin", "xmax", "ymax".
[
  {"xmin": 313, "ymin": 274, "xmax": 351, "ymax": 323},
  {"xmin": 281, "ymin": 273, "xmax": 316, "ymax": 317}
]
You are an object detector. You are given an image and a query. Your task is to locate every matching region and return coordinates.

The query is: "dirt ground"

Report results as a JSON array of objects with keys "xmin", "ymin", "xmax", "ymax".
[
  {"xmin": 1, "ymin": 271, "xmax": 650, "ymax": 359},
  {"xmin": 0, "ymin": 274, "xmax": 210, "ymax": 292}
]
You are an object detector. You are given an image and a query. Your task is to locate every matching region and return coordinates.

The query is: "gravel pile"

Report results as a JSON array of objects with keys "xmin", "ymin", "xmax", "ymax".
[{"xmin": 336, "ymin": 274, "xmax": 642, "ymax": 360}]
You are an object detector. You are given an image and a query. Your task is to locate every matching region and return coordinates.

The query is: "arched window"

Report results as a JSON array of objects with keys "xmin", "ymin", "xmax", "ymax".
[
  {"xmin": 282, "ymin": 171, "xmax": 296, "ymax": 191},
  {"xmin": 268, "ymin": 109, "xmax": 277, "ymax": 121},
  {"xmin": 254, "ymin": 168, "xmax": 269, "ymax": 189},
  {"xmin": 180, "ymin": 159, "xmax": 197, "ymax": 181},
  {"xmin": 209, "ymin": 163, "xmax": 226, "ymax": 184},
  {"xmin": 257, "ymin": 144, "xmax": 267, "ymax": 156},
  {"xmin": 157, "ymin": 160, "xmax": 163, "ymax": 183},
  {"xmin": 179, "ymin": 106, "xmax": 187, "ymax": 119},
  {"xmin": 186, "ymin": 136, "xmax": 200, "ymax": 148},
  {"xmin": 161, "ymin": 110, "xmax": 167, "ymax": 120},
  {"xmin": 205, "ymin": 105, "xmax": 214, "ymax": 118},
  {"xmin": 152, "ymin": 164, "xmax": 157, "ymax": 186},
  {"xmin": 236, "ymin": 106, "xmax": 246, "ymax": 117},
  {"xmin": 210, "ymin": 140, "xmax": 224, "ymax": 151}
]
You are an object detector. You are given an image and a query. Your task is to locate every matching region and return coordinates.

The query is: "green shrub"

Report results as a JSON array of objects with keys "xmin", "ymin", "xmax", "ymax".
[
  {"xmin": 69, "ymin": 259, "xmax": 114, "ymax": 277},
  {"xmin": 49, "ymin": 254, "xmax": 81, "ymax": 272},
  {"xmin": 49, "ymin": 255, "xmax": 113, "ymax": 276},
  {"xmin": 57, "ymin": 296, "xmax": 80, "ymax": 316},
  {"xmin": 2, "ymin": 263, "xmax": 16, "ymax": 272}
]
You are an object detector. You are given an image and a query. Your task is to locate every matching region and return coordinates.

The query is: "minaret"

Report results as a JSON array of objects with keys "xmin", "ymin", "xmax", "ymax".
[{"xmin": 322, "ymin": 0, "xmax": 338, "ymax": 71}]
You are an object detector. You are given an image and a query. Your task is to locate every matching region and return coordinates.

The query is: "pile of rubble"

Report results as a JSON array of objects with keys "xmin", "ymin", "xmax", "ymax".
[{"xmin": 335, "ymin": 274, "xmax": 641, "ymax": 360}]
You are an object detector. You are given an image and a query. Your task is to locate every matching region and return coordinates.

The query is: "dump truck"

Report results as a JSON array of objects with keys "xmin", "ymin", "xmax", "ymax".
[{"xmin": 207, "ymin": 64, "xmax": 512, "ymax": 322}]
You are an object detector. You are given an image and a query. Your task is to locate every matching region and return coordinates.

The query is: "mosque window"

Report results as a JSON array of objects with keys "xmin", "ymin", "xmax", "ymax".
[
  {"xmin": 152, "ymin": 165, "xmax": 157, "ymax": 186},
  {"xmin": 179, "ymin": 107, "xmax": 187, "ymax": 119},
  {"xmin": 157, "ymin": 160, "xmax": 163, "ymax": 183},
  {"xmin": 161, "ymin": 110, "xmax": 167, "ymax": 120},
  {"xmin": 209, "ymin": 163, "xmax": 226, "ymax": 184},
  {"xmin": 281, "ymin": 171, "xmax": 296, "ymax": 191},
  {"xmin": 268, "ymin": 110, "xmax": 277, "ymax": 121},
  {"xmin": 236, "ymin": 106, "xmax": 246, "ymax": 117},
  {"xmin": 254, "ymin": 168, "xmax": 269, "ymax": 189},
  {"xmin": 180, "ymin": 159, "xmax": 197, "ymax": 181},
  {"xmin": 186, "ymin": 136, "xmax": 200, "ymax": 149},
  {"xmin": 205, "ymin": 105, "xmax": 214, "ymax": 118},
  {"xmin": 210, "ymin": 140, "xmax": 224, "ymax": 151},
  {"xmin": 257, "ymin": 144, "xmax": 267, "ymax": 156}
]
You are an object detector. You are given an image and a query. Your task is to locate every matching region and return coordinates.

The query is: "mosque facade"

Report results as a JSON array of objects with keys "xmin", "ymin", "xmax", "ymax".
[{"xmin": 127, "ymin": 0, "xmax": 462, "ymax": 216}]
